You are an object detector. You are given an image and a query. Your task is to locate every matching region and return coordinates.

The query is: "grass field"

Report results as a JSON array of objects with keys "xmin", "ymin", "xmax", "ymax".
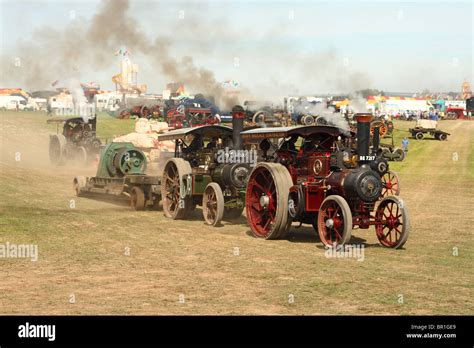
[{"xmin": 0, "ymin": 111, "xmax": 473, "ymax": 315}]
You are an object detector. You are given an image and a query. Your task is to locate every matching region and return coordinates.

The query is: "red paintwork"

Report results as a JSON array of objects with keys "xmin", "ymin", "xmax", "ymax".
[
  {"xmin": 166, "ymin": 106, "xmax": 218, "ymax": 129},
  {"xmin": 375, "ymin": 199, "xmax": 405, "ymax": 247},
  {"xmin": 246, "ymin": 166, "xmax": 278, "ymax": 238},
  {"xmin": 273, "ymin": 130, "xmax": 376, "ymax": 229},
  {"xmin": 446, "ymin": 107, "xmax": 471, "ymax": 120}
]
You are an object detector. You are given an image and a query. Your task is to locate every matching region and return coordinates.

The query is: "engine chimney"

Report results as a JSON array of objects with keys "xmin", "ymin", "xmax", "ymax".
[
  {"xmin": 232, "ymin": 105, "xmax": 245, "ymax": 150},
  {"xmin": 372, "ymin": 125, "xmax": 380, "ymax": 155},
  {"xmin": 355, "ymin": 113, "xmax": 373, "ymax": 162}
]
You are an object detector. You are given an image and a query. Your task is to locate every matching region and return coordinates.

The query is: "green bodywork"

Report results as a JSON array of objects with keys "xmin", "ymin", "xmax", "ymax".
[
  {"xmin": 191, "ymin": 174, "xmax": 212, "ymax": 195},
  {"xmin": 96, "ymin": 142, "xmax": 147, "ymax": 178}
]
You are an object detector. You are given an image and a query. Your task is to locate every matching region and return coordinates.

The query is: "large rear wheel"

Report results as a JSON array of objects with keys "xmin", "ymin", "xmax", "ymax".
[
  {"xmin": 316, "ymin": 195, "xmax": 352, "ymax": 247},
  {"xmin": 49, "ymin": 134, "xmax": 67, "ymax": 165},
  {"xmin": 245, "ymin": 163, "xmax": 292, "ymax": 239},
  {"xmin": 370, "ymin": 120, "xmax": 388, "ymax": 138},
  {"xmin": 161, "ymin": 158, "xmax": 193, "ymax": 219}
]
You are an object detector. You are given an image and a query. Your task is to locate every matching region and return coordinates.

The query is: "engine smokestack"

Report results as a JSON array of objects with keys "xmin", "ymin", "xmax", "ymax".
[
  {"xmin": 232, "ymin": 105, "xmax": 245, "ymax": 150},
  {"xmin": 372, "ymin": 125, "xmax": 380, "ymax": 155},
  {"xmin": 355, "ymin": 113, "xmax": 373, "ymax": 162}
]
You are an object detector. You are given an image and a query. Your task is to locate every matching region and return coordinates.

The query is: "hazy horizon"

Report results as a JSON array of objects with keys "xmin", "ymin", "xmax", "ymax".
[{"xmin": 0, "ymin": 0, "xmax": 472, "ymax": 99}]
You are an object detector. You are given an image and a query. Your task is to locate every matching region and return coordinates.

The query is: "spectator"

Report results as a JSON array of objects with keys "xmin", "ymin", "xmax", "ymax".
[{"xmin": 402, "ymin": 137, "xmax": 409, "ymax": 157}]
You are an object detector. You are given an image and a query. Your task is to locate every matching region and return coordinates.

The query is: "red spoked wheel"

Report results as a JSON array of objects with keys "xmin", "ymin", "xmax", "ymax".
[
  {"xmin": 370, "ymin": 120, "xmax": 388, "ymax": 138},
  {"xmin": 202, "ymin": 183, "xmax": 224, "ymax": 226},
  {"xmin": 245, "ymin": 162, "xmax": 292, "ymax": 239},
  {"xmin": 161, "ymin": 158, "xmax": 193, "ymax": 219},
  {"xmin": 316, "ymin": 195, "xmax": 352, "ymax": 247},
  {"xmin": 381, "ymin": 170, "xmax": 400, "ymax": 198},
  {"xmin": 375, "ymin": 196, "xmax": 410, "ymax": 248}
]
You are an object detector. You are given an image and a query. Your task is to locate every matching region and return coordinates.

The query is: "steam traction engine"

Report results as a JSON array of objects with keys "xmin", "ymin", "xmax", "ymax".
[
  {"xmin": 241, "ymin": 113, "xmax": 409, "ymax": 249},
  {"xmin": 158, "ymin": 107, "xmax": 251, "ymax": 226},
  {"xmin": 48, "ymin": 116, "xmax": 102, "ymax": 165},
  {"xmin": 164, "ymin": 95, "xmax": 220, "ymax": 129}
]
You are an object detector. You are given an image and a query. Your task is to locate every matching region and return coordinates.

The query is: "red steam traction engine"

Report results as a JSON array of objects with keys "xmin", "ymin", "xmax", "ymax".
[{"xmin": 241, "ymin": 113, "xmax": 409, "ymax": 249}]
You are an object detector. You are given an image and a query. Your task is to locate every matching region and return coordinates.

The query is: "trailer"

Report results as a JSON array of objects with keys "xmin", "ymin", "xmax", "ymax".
[
  {"xmin": 73, "ymin": 142, "xmax": 161, "ymax": 210},
  {"xmin": 409, "ymin": 120, "xmax": 450, "ymax": 141}
]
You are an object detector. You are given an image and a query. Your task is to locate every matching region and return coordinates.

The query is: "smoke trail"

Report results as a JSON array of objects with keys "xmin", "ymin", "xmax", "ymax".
[{"xmin": 0, "ymin": 0, "xmax": 371, "ymax": 109}]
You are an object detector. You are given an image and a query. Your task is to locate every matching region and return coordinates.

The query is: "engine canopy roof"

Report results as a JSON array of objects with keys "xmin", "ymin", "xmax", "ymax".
[
  {"xmin": 240, "ymin": 125, "xmax": 354, "ymax": 142},
  {"xmin": 157, "ymin": 125, "xmax": 233, "ymax": 141}
]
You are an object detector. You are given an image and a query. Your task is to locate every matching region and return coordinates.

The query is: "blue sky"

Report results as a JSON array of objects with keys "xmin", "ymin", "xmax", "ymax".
[{"xmin": 0, "ymin": 0, "xmax": 472, "ymax": 94}]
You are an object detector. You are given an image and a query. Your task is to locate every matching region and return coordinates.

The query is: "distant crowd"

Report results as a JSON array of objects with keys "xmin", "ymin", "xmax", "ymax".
[{"xmin": 374, "ymin": 109, "xmax": 442, "ymax": 121}]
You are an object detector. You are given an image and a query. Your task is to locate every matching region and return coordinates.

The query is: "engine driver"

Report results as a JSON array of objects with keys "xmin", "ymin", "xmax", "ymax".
[
  {"xmin": 280, "ymin": 135, "xmax": 298, "ymax": 152},
  {"xmin": 206, "ymin": 137, "xmax": 218, "ymax": 149},
  {"xmin": 183, "ymin": 134, "xmax": 203, "ymax": 154},
  {"xmin": 302, "ymin": 136, "xmax": 321, "ymax": 152}
]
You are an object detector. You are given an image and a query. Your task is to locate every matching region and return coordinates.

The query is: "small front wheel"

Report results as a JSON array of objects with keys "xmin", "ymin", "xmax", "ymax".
[
  {"xmin": 73, "ymin": 176, "xmax": 86, "ymax": 197},
  {"xmin": 392, "ymin": 148, "xmax": 405, "ymax": 162},
  {"xmin": 375, "ymin": 196, "xmax": 410, "ymax": 248},
  {"xmin": 76, "ymin": 146, "xmax": 88, "ymax": 165},
  {"xmin": 202, "ymin": 183, "xmax": 225, "ymax": 226},
  {"xmin": 130, "ymin": 186, "xmax": 146, "ymax": 211},
  {"xmin": 381, "ymin": 170, "xmax": 401, "ymax": 197},
  {"xmin": 316, "ymin": 195, "xmax": 352, "ymax": 247}
]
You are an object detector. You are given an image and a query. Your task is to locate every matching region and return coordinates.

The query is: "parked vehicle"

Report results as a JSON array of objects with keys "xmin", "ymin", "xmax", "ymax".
[{"xmin": 409, "ymin": 120, "xmax": 450, "ymax": 141}]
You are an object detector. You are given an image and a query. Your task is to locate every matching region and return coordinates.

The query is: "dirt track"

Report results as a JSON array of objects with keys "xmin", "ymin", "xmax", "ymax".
[{"xmin": 0, "ymin": 112, "xmax": 473, "ymax": 315}]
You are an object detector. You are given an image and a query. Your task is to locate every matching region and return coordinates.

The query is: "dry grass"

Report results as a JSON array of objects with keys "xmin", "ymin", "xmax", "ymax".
[{"xmin": 0, "ymin": 111, "xmax": 472, "ymax": 315}]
